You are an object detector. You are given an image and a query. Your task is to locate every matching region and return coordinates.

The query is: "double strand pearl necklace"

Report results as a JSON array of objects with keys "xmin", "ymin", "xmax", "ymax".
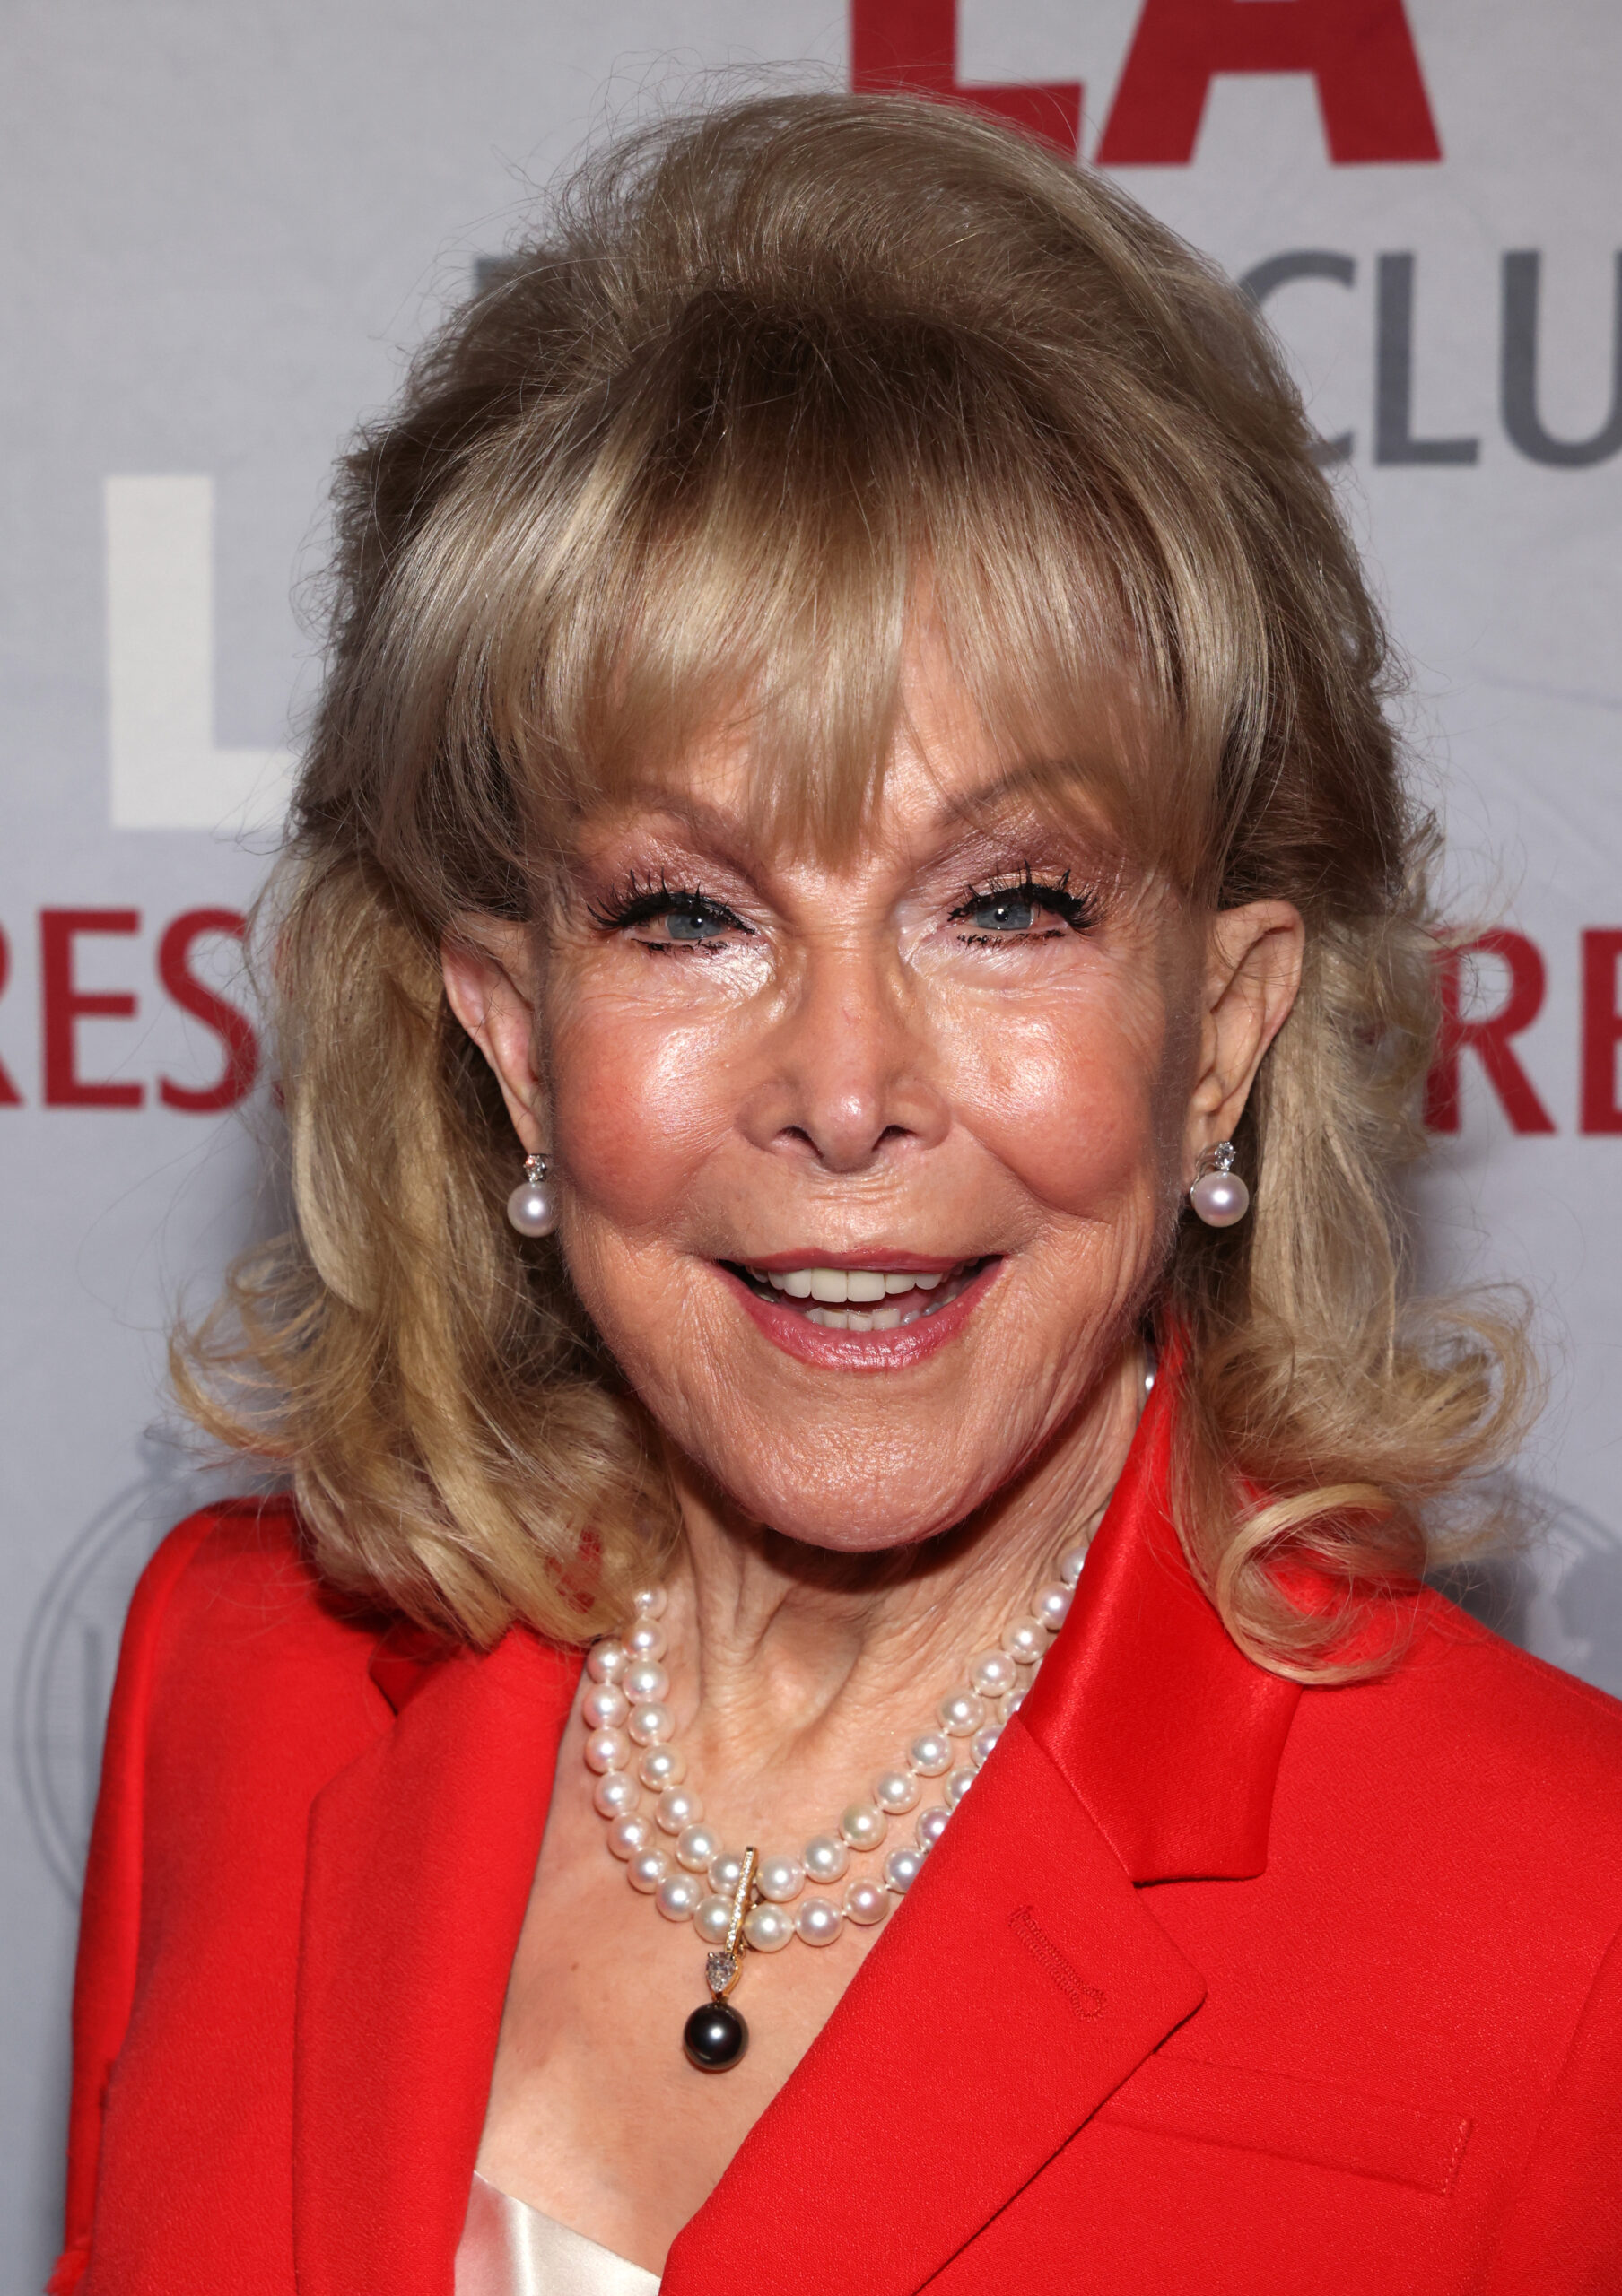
[{"xmin": 580, "ymin": 1531, "xmax": 1094, "ymax": 2071}]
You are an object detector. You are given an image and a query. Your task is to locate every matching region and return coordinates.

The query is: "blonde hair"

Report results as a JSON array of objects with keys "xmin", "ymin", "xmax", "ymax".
[{"xmin": 178, "ymin": 92, "xmax": 1530, "ymax": 1678}]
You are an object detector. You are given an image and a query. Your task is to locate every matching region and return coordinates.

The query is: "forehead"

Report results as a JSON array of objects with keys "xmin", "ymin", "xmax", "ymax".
[{"xmin": 569, "ymin": 640, "xmax": 1128, "ymax": 875}]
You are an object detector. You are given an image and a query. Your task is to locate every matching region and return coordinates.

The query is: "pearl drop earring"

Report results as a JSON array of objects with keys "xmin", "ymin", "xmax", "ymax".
[
  {"xmin": 1190, "ymin": 1140, "xmax": 1250, "ymax": 1228},
  {"xmin": 507, "ymin": 1152, "xmax": 557, "ymax": 1238}
]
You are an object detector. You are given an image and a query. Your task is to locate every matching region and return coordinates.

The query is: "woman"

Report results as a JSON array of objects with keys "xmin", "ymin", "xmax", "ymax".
[{"xmin": 54, "ymin": 93, "xmax": 1622, "ymax": 2296}]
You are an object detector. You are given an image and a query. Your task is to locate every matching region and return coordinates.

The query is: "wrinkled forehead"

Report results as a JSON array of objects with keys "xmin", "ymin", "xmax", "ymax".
[
  {"xmin": 556, "ymin": 643, "xmax": 1147, "ymax": 886},
  {"xmin": 532, "ymin": 595, "xmax": 1192, "ymax": 897},
  {"xmin": 432, "ymin": 296, "xmax": 1241, "ymax": 907}
]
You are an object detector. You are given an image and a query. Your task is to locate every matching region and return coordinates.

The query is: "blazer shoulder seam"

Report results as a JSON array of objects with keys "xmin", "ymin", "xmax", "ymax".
[
  {"xmin": 1469, "ymin": 1625, "xmax": 1622, "ymax": 1730},
  {"xmin": 1417, "ymin": 1589, "xmax": 1622, "ymax": 1733}
]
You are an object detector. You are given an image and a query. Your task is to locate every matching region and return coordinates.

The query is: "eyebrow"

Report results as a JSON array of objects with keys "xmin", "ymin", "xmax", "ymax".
[
  {"xmin": 595, "ymin": 758, "xmax": 1089, "ymax": 848},
  {"xmin": 595, "ymin": 790, "xmax": 754, "ymax": 843},
  {"xmin": 935, "ymin": 757, "xmax": 1090, "ymax": 826}
]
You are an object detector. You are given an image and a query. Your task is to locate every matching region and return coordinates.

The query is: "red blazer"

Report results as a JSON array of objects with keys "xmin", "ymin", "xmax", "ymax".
[{"xmin": 55, "ymin": 1375, "xmax": 1622, "ymax": 2294}]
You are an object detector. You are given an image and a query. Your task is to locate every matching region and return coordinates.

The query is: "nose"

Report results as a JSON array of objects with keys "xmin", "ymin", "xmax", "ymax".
[{"xmin": 741, "ymin": 938, "xmax": 950, "ymax": 1174}]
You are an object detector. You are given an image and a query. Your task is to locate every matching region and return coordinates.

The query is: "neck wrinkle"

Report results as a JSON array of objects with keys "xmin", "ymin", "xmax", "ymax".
[{"xmin": 652, "ymin": 1335, "xmax": 1147, "ymax": 1826}]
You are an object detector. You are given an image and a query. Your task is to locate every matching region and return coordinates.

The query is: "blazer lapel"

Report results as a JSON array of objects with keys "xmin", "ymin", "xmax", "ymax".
[
  {"xmin": 1021, "ymin": 1360, "xmax": 1302, "ymax": 1883},
  {"xmin": 662, "ymin": 1717, "xmax": 1206, "ymax": 2296},
  {"xmin": 292, "ymin": 1625, "xmax": 580, "ymax": 2296}
]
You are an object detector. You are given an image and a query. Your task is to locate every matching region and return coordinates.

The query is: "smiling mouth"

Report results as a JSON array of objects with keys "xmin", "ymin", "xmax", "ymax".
[{"xmin": 725, "ymin": 1259, "xmax": 991, "ymax": 1331}]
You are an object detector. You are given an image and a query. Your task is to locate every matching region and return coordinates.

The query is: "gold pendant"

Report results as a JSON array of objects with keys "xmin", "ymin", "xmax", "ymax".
[{"xmin": 683, "ymin": 1847, "xmax": 757, "ymax": 2072}]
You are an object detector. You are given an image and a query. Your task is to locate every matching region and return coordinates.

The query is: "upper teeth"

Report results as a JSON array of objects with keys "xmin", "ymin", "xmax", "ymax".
[{"xmin": 746, "ymin": 1266, "xmax": 946, "ymax": 1302}]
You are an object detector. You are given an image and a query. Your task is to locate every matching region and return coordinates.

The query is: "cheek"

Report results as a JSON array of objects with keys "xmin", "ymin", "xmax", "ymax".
[
  {"xmin": 937, "ymin": 980, "xmax": 1181, "ymax": 1225},
  {"xmin": 544, "ymin": 984, "xmax": 733, "ymax": 1238}
]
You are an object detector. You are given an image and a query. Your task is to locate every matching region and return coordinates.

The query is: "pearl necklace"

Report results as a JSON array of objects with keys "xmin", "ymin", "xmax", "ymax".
[{"xmin": 580, "ymin": 1531, "xmax": 1094, "ymax": 2071}]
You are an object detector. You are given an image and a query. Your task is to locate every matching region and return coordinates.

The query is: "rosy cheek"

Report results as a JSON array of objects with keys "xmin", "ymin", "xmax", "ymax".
[
  {"xmin": 938, "ymin": 996, "xmax": 1167, "ymax": 1222},
  {"xmin": 546, "ymin": 992, "xmax": 728, "ymax": 1237}
]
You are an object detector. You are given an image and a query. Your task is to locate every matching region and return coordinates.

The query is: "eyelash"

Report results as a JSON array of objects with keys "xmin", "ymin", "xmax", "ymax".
[
  {"xmin": 587, "ymin": 874, "xmax": 753, "ymax": 952},
  {"xmin": 948, "ymin": 869, "xmax": 1098, "ymax": 944},
  {"xmin": 587, "ymin": 865, "xmax": 1098, "ymax": 950}
]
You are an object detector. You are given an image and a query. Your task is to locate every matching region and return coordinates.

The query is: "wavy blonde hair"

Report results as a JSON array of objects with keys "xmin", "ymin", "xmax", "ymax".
[{"xmin": 177, "ymin": 92, "xmax": 1530, "ymax": 1678}]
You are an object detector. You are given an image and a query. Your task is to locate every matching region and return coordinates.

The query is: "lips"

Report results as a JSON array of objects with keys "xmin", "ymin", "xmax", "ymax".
[
  {"xmin": 719, "ymin": 1256, "xmax": 1000, "ymax": 1367},
  {"xmin": 731, "ymin": 1259, "xmax": 981, "ymax": 1332}
]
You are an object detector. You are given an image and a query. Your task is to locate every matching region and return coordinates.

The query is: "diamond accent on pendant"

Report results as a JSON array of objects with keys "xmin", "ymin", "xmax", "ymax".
[{"xmin": 706, "ymin": 1949, "xmax": 739, "ymax": 1997}]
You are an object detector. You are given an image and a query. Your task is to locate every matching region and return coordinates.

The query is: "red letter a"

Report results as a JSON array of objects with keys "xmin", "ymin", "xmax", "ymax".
[
  {"xmin": 1096, "ymin": 0, "xmax": 1441, "ymax": 166},
  {"xmin": 852, "ymin": 1, "xmax": 1083, "ymax": 159}
]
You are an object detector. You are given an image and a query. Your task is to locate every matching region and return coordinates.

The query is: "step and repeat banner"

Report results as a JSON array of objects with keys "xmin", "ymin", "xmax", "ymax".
[{"xmin": 4, "ymin": 1, "xmax": 1618, "ymax": 2281}]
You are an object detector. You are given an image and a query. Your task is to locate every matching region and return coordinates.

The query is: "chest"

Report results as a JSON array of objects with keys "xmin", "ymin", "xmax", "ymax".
[{"xmin": 475, "ymin": 1739, "xmax": 888, "ymax": 2273}]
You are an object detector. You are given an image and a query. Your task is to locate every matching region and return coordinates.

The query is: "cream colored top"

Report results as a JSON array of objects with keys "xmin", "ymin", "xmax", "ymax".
[{"xmin": 455, "ymin": 2173, "xmax": 661, "ymax": 2296}]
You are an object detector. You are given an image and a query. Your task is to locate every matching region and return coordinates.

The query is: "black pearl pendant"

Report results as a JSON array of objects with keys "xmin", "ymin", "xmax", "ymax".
[
  {"xmin": 683, "ymin": 1998, "xmax": 749, "ymax": 2072},
  {"xmin": 685, "ymin": 1854, "xmax": 757, "ymax": 2073}
]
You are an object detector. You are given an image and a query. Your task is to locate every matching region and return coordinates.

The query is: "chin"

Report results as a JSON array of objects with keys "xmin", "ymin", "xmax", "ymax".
[
  {"xmin": 681, "ymin": 1428, "xmax": 1006, "ymax": 1556},
  {"xmin": 753, "ymin": 1503, "xmax": 946, "ymax": 1556}
]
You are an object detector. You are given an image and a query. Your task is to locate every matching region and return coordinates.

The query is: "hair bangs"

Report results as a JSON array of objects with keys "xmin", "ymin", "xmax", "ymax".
[{"xmin": 431, "ymin": 284, "xmax": 1237, "ymax": 882}]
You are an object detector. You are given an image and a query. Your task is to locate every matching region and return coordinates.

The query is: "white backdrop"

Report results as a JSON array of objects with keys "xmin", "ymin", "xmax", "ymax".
[{"xmin": 4, "ymin": 4, "xmax": 1619, "ymax": 2285}]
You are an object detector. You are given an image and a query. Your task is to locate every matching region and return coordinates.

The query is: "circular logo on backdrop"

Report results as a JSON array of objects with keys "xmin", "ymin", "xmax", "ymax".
[{"xmin": 13, "ymin": 1477, "xmax": 181, "ymax": 1903}]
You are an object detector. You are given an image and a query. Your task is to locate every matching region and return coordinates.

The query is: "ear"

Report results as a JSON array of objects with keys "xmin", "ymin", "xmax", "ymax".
[
  {"xmin": 440, "ymin": 919, "xmax": 548, "ymax": 1153},
  {"xmin": 1183, "ymin": 900, "xmax": 1304, "ymax": 1178}
]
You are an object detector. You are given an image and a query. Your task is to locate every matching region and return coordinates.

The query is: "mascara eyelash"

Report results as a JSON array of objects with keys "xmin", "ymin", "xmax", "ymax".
[
  {"xmin": 587, "ymin": 874, "xmax": 753, "ymax": 940},
  {"xmin": 948, "ymin": 867, "xmax": 1099, "ymax": 936},
  {"xmin": 587, "ymin": 873, "xmax": 674, "ymax": 930}
]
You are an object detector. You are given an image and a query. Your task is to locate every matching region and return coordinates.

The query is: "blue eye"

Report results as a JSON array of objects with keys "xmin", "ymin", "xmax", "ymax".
[
  {"xmin": 964, "ymin": 891, "xmax": 1040, "ymax": 934},
  {"xmin": 589, "ymin": 878, "xmax": 753, "ymax": 947},
  {"xmin": 950, "ymin": 874, "xmax": 1096, "ymax": 940},
  {"xmin": 663, "ymin": 905, "xmax": 728, "ymax": 942}
]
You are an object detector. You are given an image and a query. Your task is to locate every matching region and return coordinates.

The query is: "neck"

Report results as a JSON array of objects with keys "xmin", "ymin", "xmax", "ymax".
[{"xmin": 653, "ymin": 1337, "xmax": 1147, "ymax": 1841}]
